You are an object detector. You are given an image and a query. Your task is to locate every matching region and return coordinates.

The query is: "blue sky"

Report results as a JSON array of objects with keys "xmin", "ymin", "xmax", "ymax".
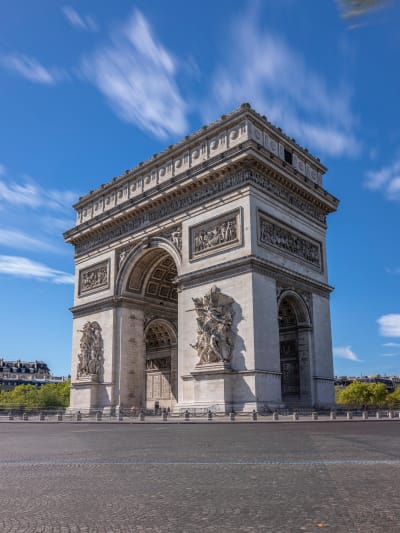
[{"xmin": 1, "ymin": 0, "xmax": 400, "ymax": 376}]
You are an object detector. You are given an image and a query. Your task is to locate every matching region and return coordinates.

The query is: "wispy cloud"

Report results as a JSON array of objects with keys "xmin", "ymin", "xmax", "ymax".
[
  {"xmin": 377, "ymin": 314, "xmax": 400, "ymax": 337},
  {"xmin": 337, "ymin": 0, "xmax": 390, "ymax": 19},
  {"xmin": 208, "ymin": 8, "xmax": 359, "ymax": 157},
  {"xmin": 0, "ymin": 256, "xmax": 74, "ymax": 284},
  {"xmin": 383, "ymin": 342, "xmax": 400, "ymax": 347},
  {"xmin": 62, "ymin": 5, "xmax": 98, "ymax": 32},
  {"xmin": 81, "ymin": 9, "xmax": 188, "ymax": 139},
  {"xmin": 333, "ymin": 346, "xmax": 361, "ymax": 361},
  {"xmin": 0, "ymin": 174, "xmax": 78, "ymax": 211},
  {"xmin": 380, "ymin": 353, "xmax": 398, "ymax": 357},
  {"xmin": 0, "ymin": 229, "xmax": 57, "ymax": 252},
  {"xmin": 365, "ymin": 156, "xmax": 400, "ymax": 201},
  {"xmin": 0, "ymin": 54, "xmax": 67, "ymax": 85}
]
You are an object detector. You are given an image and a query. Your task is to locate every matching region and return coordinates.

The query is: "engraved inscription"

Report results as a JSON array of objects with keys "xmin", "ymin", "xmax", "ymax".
[
  {"xmin": 79, "ymin": 260, "xmax": 109, "ymax": 294},
  {"xmin": 190, "ymin": 210, "xmax": 240, "ymax": 259},
  {"xmin": 259, "ymin": 214, "xmax": 321, "ymax": 268}
]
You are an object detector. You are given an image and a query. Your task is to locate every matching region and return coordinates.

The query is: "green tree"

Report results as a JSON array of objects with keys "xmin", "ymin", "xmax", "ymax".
[
  {"xmin": 386, "ymin": 387, "xmax": 400, "ymax": 409},
  {"xmin": 0, "ymin": 381, "xmax": 70, "ymax": 410},
  {"xmin": 336, "ymin": 381, "xmax": 388, "ymax": 408}
]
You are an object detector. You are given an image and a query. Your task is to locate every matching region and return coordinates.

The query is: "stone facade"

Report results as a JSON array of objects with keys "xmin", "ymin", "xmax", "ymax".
[{"xmin": 64, "ymin": 103, "xmax": 339, "ymax": 413}]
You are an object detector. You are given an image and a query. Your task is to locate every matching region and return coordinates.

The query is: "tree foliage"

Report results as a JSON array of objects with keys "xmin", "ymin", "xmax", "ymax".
[
  {"xmin": 0, "ymin": 381, "xmax": 70, "ymax": 410},
  {"xmin": 336, "ymin": 381, "xmax": 389, "ymax": 408}
]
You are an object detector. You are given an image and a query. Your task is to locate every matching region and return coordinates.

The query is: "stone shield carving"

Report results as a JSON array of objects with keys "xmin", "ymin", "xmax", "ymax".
[
  {"xmin": 191, "ymin": 286, "xmax": 235, "ymax": 366},
  {"xmin": 77, "ymin": 321, "xmax": 103, "ymax": 380}
]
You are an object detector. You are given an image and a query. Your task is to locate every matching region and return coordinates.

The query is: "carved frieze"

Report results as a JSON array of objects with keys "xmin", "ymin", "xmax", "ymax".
[
  {"xmin": 117, "ymin": 245, "xmax": 134, "ymax": 269},
  {"xmin": 77, "ymin": 321, "xmax": 103, "ymax": 380},
  {"xmin": 75, "ymin": 168, "xmax": 326, "ymax": 256},
  {"xmin": 190, "ymin": 209, "xmax": 241, "ymax": 260},
  {"xmin": 159, "ymin": 226, "xmax": 182, "ymax": 255},
  {"xmin": 116, "ymin": 226, "xmax": 182, "ymax": 273},
  {"xmin": 79, "ymin": 260, "xmax": 110, "ymax": 295},
  {"xmin": 258, "ymin": 213, "xmax": 322, "ymax": 270},
  {"xmin": 190, "ymin": 286, "xmax": 235, "ymax": 366}
]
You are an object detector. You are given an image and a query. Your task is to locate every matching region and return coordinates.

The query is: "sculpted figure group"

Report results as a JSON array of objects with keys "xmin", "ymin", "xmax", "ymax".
[
  {"xmin": 191, "ymin": 286, "xmax": 235, "ymax": 365},
  {"xmin": 77, "ymin": 321, "xmax": 103, "ymax": 378}
]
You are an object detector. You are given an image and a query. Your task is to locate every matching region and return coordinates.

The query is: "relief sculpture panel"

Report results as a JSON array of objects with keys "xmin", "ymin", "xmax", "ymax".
[
  {"xmin": 79, "ymin": 260, "xmax": 110, "ymax": 295},
  {"xmin": 191, "ymin": 286, "xmax": 235, "ymax": 366},
  {"xmin": 258, "ymin": 212, "xmax": 322, "ymax": 270},
  {"xmin": 190, "ymin": 209, "xmax": 241, "ymax": 260}
]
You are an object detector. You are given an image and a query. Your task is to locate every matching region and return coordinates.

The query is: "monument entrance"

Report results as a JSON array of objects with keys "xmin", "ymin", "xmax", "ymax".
[{"xmin": 65, "ymin": 103, "xmax": 338, "ymax": 413}]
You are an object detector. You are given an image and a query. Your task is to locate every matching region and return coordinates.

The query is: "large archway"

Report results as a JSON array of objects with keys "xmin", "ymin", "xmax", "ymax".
[
  {"xmin": 119, "ymin": 244, "xmax": 179, "ymax": 411},
  {"xmin": 278, "ymin": 292, "xmax": 312, "ymax": 406}
]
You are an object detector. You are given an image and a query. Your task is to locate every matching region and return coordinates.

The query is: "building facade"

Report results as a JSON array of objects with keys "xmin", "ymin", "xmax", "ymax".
[
  {"xmin": 64, "ymin": 104, "xmax": 339, "ymax": 413},
  {"xmin": 0, "ymin": 359, "xmax": 52, "ymax": 390}
]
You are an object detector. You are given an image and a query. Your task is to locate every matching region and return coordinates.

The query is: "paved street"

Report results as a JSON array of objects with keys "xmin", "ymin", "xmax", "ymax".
[{"xmin": 0, "ymin": 421, "xmax": 399, "ymax": 532}]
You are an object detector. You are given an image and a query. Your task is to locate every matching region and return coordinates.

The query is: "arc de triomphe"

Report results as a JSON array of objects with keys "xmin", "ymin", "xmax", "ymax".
[{"xmin": 64, "ymin": 103, "xmax": 338, "ymax": 413}]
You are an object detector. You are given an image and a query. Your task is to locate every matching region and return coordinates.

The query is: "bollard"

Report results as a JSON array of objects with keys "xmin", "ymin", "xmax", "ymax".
[
  {"xmin": 229, "ymin": 412, "xmax": 235, "ymax": 422},
  {"xmin": 362, "ymin": 411, "xmax": 368, "ymax": 420},
  {"xmin": 57, "ymin": 412, "xmax": 63, "ymax": 422},
  {"xmin": 23, "ymin": 412, "xmax": 28, "ymax": 421},
  {"xmin": 292, "ymin": 412, "xmax": 299, "ymax": 421},
  {"xmin": 162, "ymin": 411, "xmax": 168, "ymax": 422},
  {"xmin": 184, "ymin": 410, "xmax": 190, "ymax": 421},
  {"xmin": 389, "ymin": 410, "xmax": 394, "ymax": 419},
  {"xmin": 346, "ymin": 411, "xmax": 353, "ymax": 420},
  {"xmin": 39, "ymin": 412, "xmax": 45, "ymax": 421},
  {"xmin": 376, "ymin": 411, "xmax": 381, "ymax": 420},
  {"xmin": 207, "ymin": 410, "xmax": 213, "ymax": 421},
  {"xmin": 330, "ymin": 411, "xmax": 336, "ymax": 420},
  {"xmin": 272, "ymin": 411, "xmax": 279, "ymax": 421},
  {"xmin": 8, "ymin": 412, "xmax": 13, "ymax": 421},
  {"xmin": 252, "ymin": 410, "xmax": 258, "ymax": 421},
  {"xmin": 312, "ymin": 411, "xmax": 318, "ymax": 421},
  {"xmin": 96, "ymin": 411, "xmax": 102, "ymax": 422},
  {"xmin": 76, "ymin": 411, "xmax": 82, "ymax": 422},
  {"xmin": 139, "ymin": 410, "xmax": 145, "ymax": 422}
]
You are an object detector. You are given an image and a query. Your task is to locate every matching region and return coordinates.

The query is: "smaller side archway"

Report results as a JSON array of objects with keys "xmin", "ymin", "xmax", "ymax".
[{"xmin": 277, "ymin": 291, "xmax": 312, "ymax": 406}]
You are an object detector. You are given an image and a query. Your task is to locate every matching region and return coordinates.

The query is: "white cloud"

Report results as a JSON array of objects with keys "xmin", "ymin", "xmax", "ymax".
[
  {"xmin": 208, "ymin": 9, "xmax": 359, "ymax": 157},
  {"xmin": 0, "ymin": 54, "xmax": 66, "ymax": 85},
  {"xmin": 377, "ymin": 314, "xmax": 400, "ymax": 337},
  {"xmin": 380, "ymin": 353, "xmax": 397, "ymax": 357},
  {"xmin": 0, "ymin": 255, "xmax": 74, "ymax": 284},
  {"xmin": 366, "ymin": 156, "xmax": 400, "ymax": 200},
  {"xmin": 81, "ymin": 9, "xmax": 188, "ymax": 139},
  {"xmin": 0, "ymin": 229, "xmax": 57, "ymax": 252},
  {"xmin": 333, "ymin": 346, "xmax": 361, "ymax": 361},
  {"xmin": 62, "ymin": 5, "xmax": 98, "ymax": 32},
  {"xmin": 0, "ymin": 176, "xmax": 78, "ymax": 211},
  {"xmin": 383, "ymin": 342, "xmax": 400, "ymax": 347}
]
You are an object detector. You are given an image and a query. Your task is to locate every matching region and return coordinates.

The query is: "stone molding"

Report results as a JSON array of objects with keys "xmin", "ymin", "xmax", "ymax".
[
  {"xmin": 258, "ymin": 210, "xmax": 323, "ymax": 271},
  {"xmin": 78, "ymin": 259, "xmax": 110, "ymax": 296},
  {"xmin": 189, "ymin": 209, "xmax": 242, "ymax": 261},
  {"xmin": 72, "ymin": 167, "xmax": 330, "ymax": 257},
  {"xmin": 177, "ymin": 256, "xmax": 333, "ymax": 297}
]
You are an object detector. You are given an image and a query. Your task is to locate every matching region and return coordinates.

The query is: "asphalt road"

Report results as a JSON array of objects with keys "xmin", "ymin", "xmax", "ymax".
[{"xmin": 0, "ymin": 421, "xmax": 399, "ymax": 532}]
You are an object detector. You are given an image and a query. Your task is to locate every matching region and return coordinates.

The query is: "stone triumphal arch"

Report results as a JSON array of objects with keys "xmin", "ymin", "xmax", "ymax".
[{"xmin": 64, "ymin": 103, "xmax": 339, "ymax": 413}]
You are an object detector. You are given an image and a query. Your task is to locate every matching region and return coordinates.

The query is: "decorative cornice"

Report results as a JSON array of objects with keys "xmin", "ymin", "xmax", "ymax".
[
  {"xmin": 72, "ymin": 103, "xmax": 327, "ymax": 216},
  {"xmin": 67, "ymin": 164, "xmax": 336, "ymax": 257}
]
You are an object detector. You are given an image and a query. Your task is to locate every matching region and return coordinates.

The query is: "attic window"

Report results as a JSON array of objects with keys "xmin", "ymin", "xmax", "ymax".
[{"xmin": 284, "ymin": 149, "xmax": 293, "ymax": 165}]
